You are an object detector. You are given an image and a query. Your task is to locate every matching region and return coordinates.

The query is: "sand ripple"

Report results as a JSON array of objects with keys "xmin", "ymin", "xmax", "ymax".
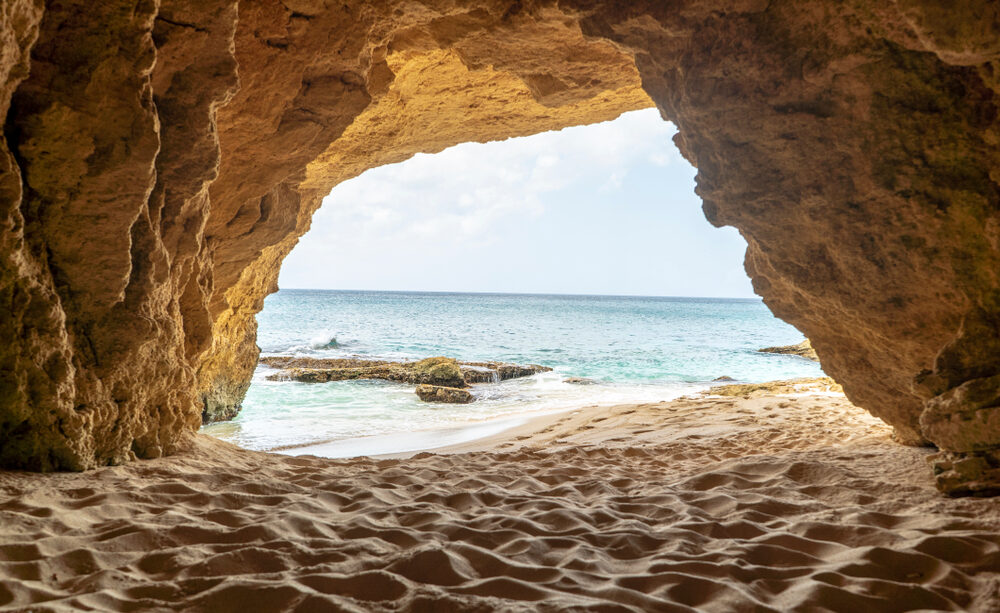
[{"xmin": 2, "ymin": 395, "xmax": 1000, "ymax": 611}]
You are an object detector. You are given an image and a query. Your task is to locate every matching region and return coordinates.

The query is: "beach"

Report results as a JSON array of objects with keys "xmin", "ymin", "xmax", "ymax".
[
  {"xmin": 200, "ymin": 290, "xmax": 824, "ymax": 453},
  {"xmin": 3, "ymin": 387, "xmax": 999, "ymax": 612},
  {"xmin": 6, "ymin": 2, "xmax": 1000, "ymax": 611}
]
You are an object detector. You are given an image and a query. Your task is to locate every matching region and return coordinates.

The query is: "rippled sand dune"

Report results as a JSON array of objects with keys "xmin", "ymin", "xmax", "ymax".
[{"xmin": 2, "ymin": 392, "xmax": 1000, "ymax": 611}]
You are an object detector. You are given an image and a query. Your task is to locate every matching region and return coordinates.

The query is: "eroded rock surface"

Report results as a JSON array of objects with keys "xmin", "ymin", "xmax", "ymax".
[
  {"xmin": 758, "ymin": 340, "xmax": 820, "ymax": 362},
  {"xmin": 2, "ymin": 1, "xmax": 1000, "ymax": 493},
  {"xmin": 415, "ymin": 384, "xmax": 474, "ymax": 404}
]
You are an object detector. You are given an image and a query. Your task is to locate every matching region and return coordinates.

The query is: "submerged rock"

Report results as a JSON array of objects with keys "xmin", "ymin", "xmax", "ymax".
[
  {"xmin": 564, "ymin": 377, "xmax": 597, "ymax": 385},
  {"xmin": 415, "ymin": 384, "xmax": 474, "ymax": 404},
  {"xmin": 712, "ymin": 376, "xmax": 736, "ymax": 382},
  {"xmin": 758, "ymin": 340, "xmax": 820, "ymax": 362}
]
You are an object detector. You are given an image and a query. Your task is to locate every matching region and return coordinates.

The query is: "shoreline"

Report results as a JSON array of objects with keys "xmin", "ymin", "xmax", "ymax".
[
  {"xmin": 277, "ymin": 410, "xmax": 552, "ymax": 459},
  {"xmin": 209, "ymin": 374, "xmax": 716, "ymax": 457},
  {"xmin": 4, "ymin": 388, "xmax": 1000, "ymax": 611},
  {"xmin": 271, "ymin": 378, "xmax": 841, "ymax": 460}
]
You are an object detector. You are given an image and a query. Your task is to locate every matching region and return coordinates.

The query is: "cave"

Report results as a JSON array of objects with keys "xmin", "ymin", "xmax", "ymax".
[{"xmin": 2, "ymin": 0, "xmax": 1000, "ymax": 500}]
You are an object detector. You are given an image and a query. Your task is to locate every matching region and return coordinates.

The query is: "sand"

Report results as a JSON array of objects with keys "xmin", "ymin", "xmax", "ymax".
[{"xmin": 2, "ymin": 390, "xmax": 1000, "ymax": 611}]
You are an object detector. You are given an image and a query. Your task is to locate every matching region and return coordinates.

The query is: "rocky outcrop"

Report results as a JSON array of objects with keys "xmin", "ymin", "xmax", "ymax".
[
  {"xmin": 709, "ymin": 378, "xmax": 844, "ymax": 399},
  {"xmin": 758, "ymin": 340, "xmax": 820, "ymax": 362},
  {"xmin": 259, "ymin": 356, "xmax": 550, "ymax": 390},
  {"xmin": 415, "ymin": 384, "xmax": 474, "ymax": 404},
  {"xmin": 265, "ymin": 356, "xmax": 466, "ymax": 387},
  {"xmin": 461, "ymin": 362, "xmax": 554, "ymax": 384},
  {"xmin": 930, "ymin": 450, "xmax": 1000, "ymax": 497},
  {"xmin": 1, "ymin": 0, "xmax": 238, "ymax": 469},
  {"xmin": 413, "ymin": 357, "xmax": 467, "ymax": 388},
  {"xmin": 3, "ymin": 1, "xmax": 1000, "ymax": 494},
  {"xmin": 260, "ymin": 356, "xmax": 549, "ymax": 405}
]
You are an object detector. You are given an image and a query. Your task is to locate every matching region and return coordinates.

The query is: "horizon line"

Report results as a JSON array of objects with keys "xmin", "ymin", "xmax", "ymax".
[{"xmin": 275, "ymin": 287, "xmax": 763, "ymax": 301}]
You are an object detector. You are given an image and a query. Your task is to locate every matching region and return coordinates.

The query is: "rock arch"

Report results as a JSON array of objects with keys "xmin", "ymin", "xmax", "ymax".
[{"xmin": 2, "ymin": 0, "xmax": 999, "ymax": 493}]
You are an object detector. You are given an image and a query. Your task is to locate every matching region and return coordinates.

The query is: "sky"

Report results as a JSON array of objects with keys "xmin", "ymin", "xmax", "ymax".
[{"xmin": 278, "ymin": 108, "xmax": 757, "ymax": 299}]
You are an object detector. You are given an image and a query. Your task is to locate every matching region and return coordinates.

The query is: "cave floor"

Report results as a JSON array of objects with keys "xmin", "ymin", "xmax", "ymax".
[{"xmin": 1, "ymin": 392, "xmax": 999, "ymax": 612}]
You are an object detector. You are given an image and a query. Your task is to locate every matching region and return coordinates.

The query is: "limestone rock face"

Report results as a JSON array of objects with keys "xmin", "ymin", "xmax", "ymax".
[
  {"xmin": 1, "ymin": 0, "xmax": 239, "ymax": 469},
  {"xmin": 2, "ymin": 1, "xmax": 1000, "ymax": 493}
]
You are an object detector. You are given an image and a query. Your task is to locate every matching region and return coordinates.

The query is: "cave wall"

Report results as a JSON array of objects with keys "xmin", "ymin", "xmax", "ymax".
[{"xmin": 2, "ymin": 0, "xmax": 999, "ymax": 492}]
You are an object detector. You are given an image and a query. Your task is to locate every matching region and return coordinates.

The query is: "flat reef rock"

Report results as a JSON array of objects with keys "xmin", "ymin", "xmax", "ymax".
[
  {"xmin": 260, "ymin": 356, "xmax": 550, "ymax": 389},
  {"xmin": 758, "ymin": 340, "xmax": 820, "ymax": 362},
  {"xmin": 3, "ymin": 1, "xmax": 1000, "ymax": 494}
]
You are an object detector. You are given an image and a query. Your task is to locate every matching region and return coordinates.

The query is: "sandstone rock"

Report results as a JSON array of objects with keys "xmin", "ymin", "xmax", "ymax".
[
  {"xmin": 2, "ymin": 0, "xmax": 1000, "ymax": 495},
  {"xmin": 279, "ymin": 368, "xmax": 330, "ymax": 383},
  {"xmin": 709, "ymin": 378, "xmax": 843, "ymax": 399},
  {"xmin": 495, "ymin": 363, "xmax": 551, "ymax": 381},
  {"xmin": 928, "ymin": 449, "xmax": 1000, "ymax": 497},
  {"xmin": 261, "ymin": 357, "xmax": 392, "ymax": 370},
  {"xmin": 415, "ymin": 384, "xmax": 474, "ymax": 404},
  {"xmin": 919, "ymin": 373, "xmax": 1000, "ymax": 452},
  {"xmin": 412, "ymin": 357, "xmax": 466, "ymax": 388},
  {"xmin": 461, "ymin": 362, "xmax": 552, "ymax": 383},
  {"xmin": 259, "ymin": 356, "xmax": 549, "ymax": 388},
  {"xmin": 758, "ymin": 340, "xmax": 820, "ymax": 362},
  {"xmin": 200, "ymin": 374, "xmax": 250, "ymax": 423}
]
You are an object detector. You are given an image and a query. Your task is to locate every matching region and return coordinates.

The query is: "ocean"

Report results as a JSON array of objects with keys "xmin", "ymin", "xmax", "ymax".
[{"xmin": 200, "ymin": 290, "xmax": 824, "ymax": 455}]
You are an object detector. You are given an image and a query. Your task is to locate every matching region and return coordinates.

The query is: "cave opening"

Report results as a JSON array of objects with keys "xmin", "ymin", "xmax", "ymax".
[
  {"xmin": 6, "ymin": 2, "xmax": 1000, "ymax": 609},
  {"xmin": 200, "ymin": 109, "xmax": 825, "ymax": 457}
]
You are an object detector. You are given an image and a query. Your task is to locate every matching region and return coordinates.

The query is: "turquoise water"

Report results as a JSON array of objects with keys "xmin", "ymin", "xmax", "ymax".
[{"xmin": 201, "ymin": 290, "xmax": 824, "ymax": 452}]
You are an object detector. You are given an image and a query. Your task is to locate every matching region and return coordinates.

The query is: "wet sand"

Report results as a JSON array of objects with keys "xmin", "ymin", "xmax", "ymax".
[{"xmin": 2, "ymin": 389, "xmax": 1000, "ymax": 611}]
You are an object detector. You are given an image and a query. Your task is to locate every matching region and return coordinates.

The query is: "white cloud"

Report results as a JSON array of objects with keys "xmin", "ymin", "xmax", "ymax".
[
  {"xmin": 306, "ymin": 109, "xmax": 679, "ymax": 248},
  {"xmin": 275, "ymin": 108, "xmax": 749, "ymax": 296}
]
